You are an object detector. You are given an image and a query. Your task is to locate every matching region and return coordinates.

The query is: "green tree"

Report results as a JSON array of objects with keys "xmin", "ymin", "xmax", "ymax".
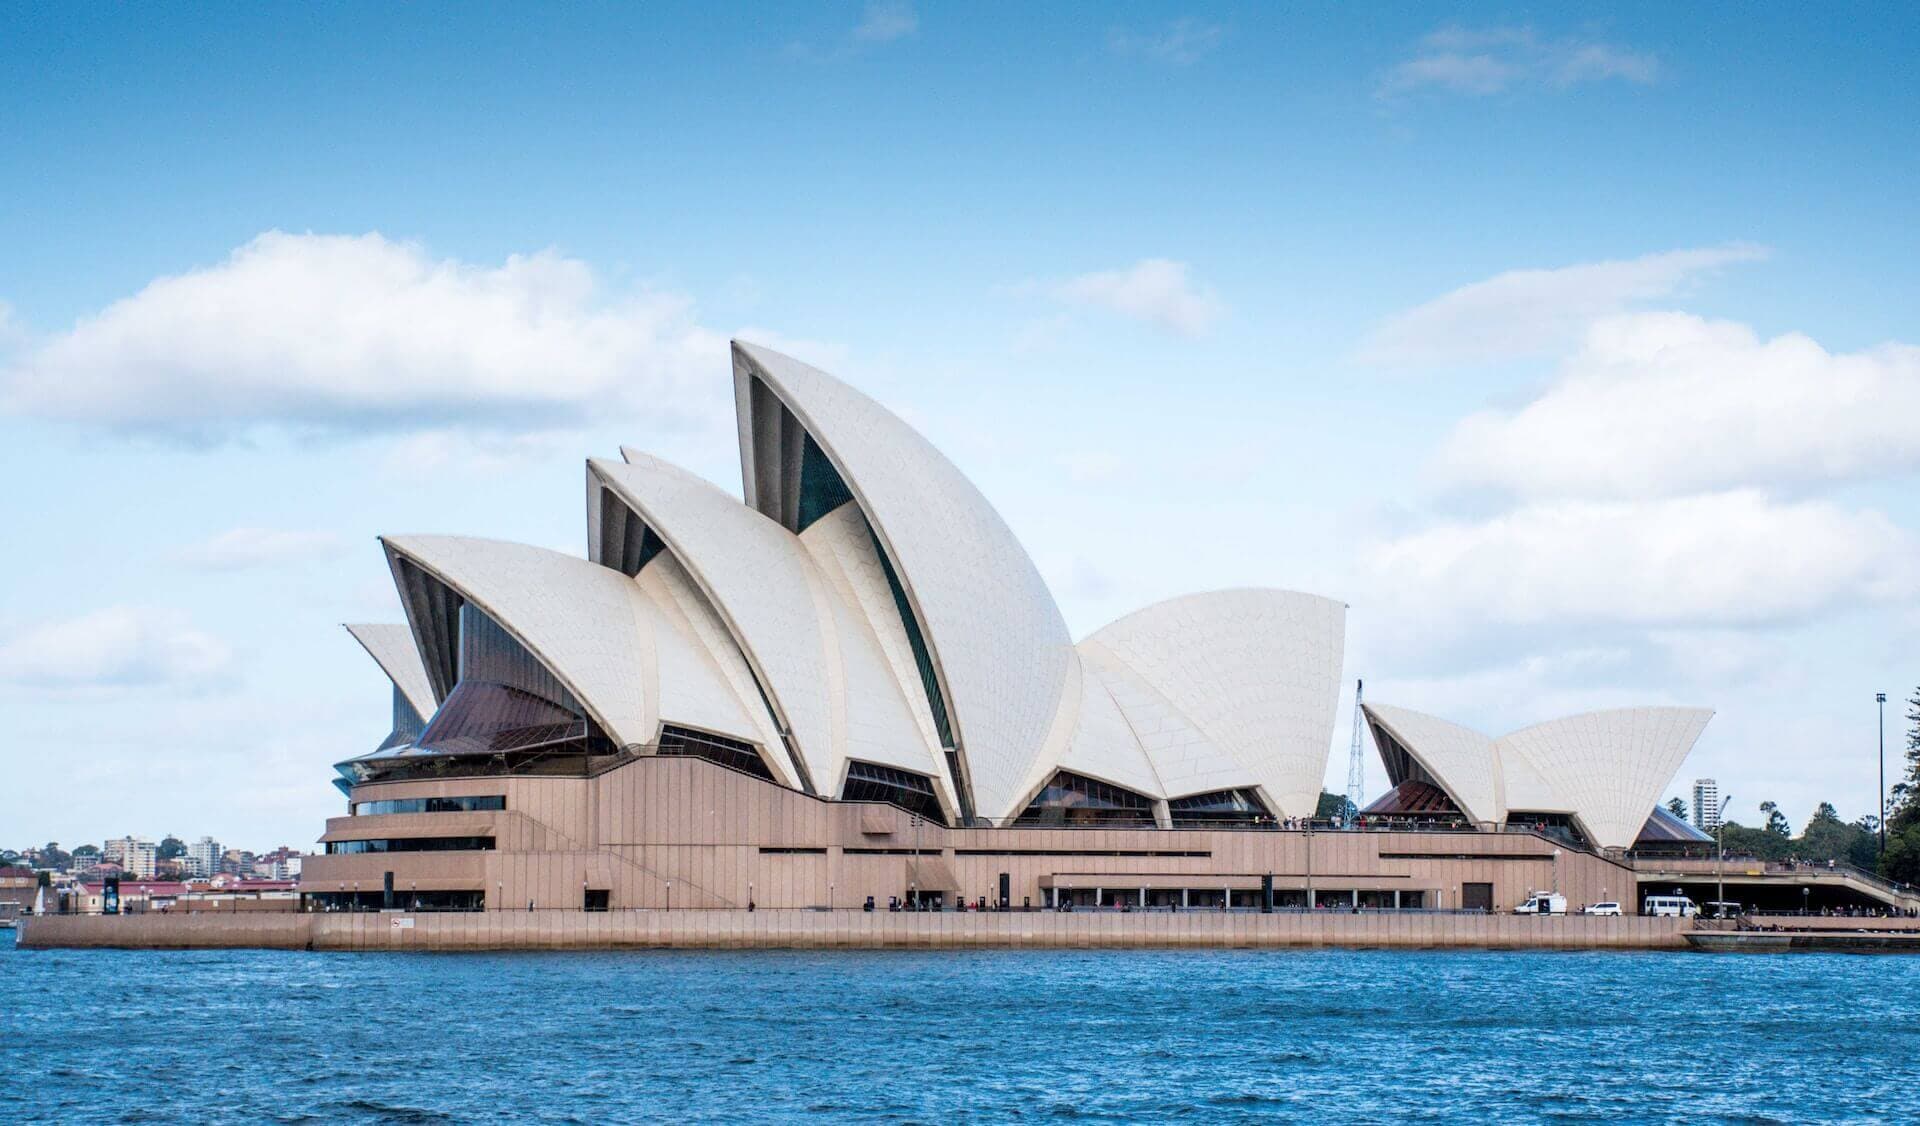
[
  {"xmin": 1759, "ymin": 800, "xmax": 1790, "ymax": 837},
  {"xmin": 1316, "ymin": 791, "xmax": 1355, "ymax": 821},
  {"xmin": 1796, "ymin": 803, "xmax": 1875, "ymax": 868},
  {"xmin": 1881, "ymin": 686, "xmax": 1920, "ymax": 884},
  {"xmin": 1666, "ymin": 796, "xmax": 1689, "ymax": 821},
  {"xmin": 158, "ymin": 836, "xmax": 187, "ymax": 861},
  {"xmin": 41, "ymin": 842, "xmax": 71, "ymax": 870}
]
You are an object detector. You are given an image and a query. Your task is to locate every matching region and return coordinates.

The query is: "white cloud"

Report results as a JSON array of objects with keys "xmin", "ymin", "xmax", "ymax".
[
  {"xmin": 853, "ymin": 1, "xmax": 917, "ymax": 43},
  {"xmin": 1379, "ymin": 26, "xmax": 1660, "ymax": 98},
  {"xmin": 1032, "ymin": 259, "xmax": 1223, "ymax": 337},
  {"xmin": 1361, "ymin": 490, "xmax": 1918, "ymax": 632},
  {"xmin": 173, "ymin": 527, "xmax": 345, "ymax": 570},
  {"xmin": 1108, "ymin": 19, "xmax": 1225, "ymax": 65},
  {"xmin": 1360, "ymin": 244, "xmax": 1767, "ymax": 365},
  {"xmin": 0, "ymin": 607, "xmax": 233, "ymax": 689},
  {"xmin": 0, "ymin": 231, "xmax": 731, "ymax": 440},
  {"xmin": 1441, "ymin": 312, "xmax": 1920, "ymax": 497}
]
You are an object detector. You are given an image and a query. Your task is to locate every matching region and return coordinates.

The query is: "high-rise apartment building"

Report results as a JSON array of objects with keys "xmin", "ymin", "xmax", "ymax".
[
  {"xmin": 1692, "ymin": 779, "xmax": 1721, "ymax": 832},
  {"xmin": 102, "ymin": 836, "xmax": 157, "ymax": 879}
]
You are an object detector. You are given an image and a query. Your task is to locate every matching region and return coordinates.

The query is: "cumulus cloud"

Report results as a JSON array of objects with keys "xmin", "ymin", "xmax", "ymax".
[
  {"xmin": 172, "ymin": 527, "xmax": 345, "ymax": 570},
  {"xmin": 1030, "ymin": 259, "xmax": 1223, "ymax": 337},
  {"xmin": 1360, "ymin": 244, "xmax": 1767, "ymax": 365},
  {"xmin": 1108, "ymin": 19, "xmax": 1225, "ymax": 65},
  {"xmin": 1441, "ymin": 312, "xmax": 1920, "ymax": 497},
  {"xmin": 853, "ymin": 1, "xmax": 917, "ymax": 43},
  {"xmin": 0, "ymin": 231, "xmax": 731, "ymax": 440},
  {"xmin": 0, "ymin": 607, "xmax": 233, "ymax": 689},
  {"xmin": 1379, "ymin": 25, "xmax": 1659, "ymax": 98},
  {"xmin": 1361, "ymin": 490, "xmax": 1918, "ymax": 632}
]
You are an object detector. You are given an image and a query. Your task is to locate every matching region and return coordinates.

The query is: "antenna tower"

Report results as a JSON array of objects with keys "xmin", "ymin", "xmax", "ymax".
[{"xmin": 1345, "ymin": 678, "xmax": 1365, "ymax": 819}]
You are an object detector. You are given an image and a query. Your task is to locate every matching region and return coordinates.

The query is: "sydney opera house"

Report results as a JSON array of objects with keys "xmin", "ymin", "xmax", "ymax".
[{"xmin": 301, "ymin": 343, "xmax": 1715, "ymax": 915}]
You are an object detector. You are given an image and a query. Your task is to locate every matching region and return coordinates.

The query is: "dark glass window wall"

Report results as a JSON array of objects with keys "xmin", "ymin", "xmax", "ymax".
[
  {"xmin": 840, "ymin": 761, "xmax": 947, "ymax": 825},
  {"xmin": 352, "ymin": 795, "xmax": 506, "ymax": 816},
  {"xmin": 1016, "ymin": 772, "xmax": 1156, "ymax": 828},
  {"xmin": 1167, "ymin": 788, "xmax": 1276, "ymax": 829},
  {"xmin": 658, "ymin": 724, "xmax": 773, "ymax": 780},
  {"xmin": 324, "ymin": 836, "xmax": 496, "ymax": 854}
]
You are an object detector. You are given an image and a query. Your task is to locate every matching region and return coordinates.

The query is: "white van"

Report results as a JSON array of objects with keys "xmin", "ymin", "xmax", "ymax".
[
  {"xmin": 1643, "ymin": 895, "xmax": 1698, "ymax": 918},
  {"xmin": 1582, "ymin": 902, "xmax": 1622, "ymax": 916},
  {"xmin": 1514, "ymin": 892, "xmax": 1567, "ymax": 915}
]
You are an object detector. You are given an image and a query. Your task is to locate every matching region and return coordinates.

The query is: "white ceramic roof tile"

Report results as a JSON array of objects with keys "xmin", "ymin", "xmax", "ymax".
[
  {"xmin": 1361, "ymin": 702, "xmax": 1500, "ymax": 824},
  {"xmin": 1078, "ymin": 645, "xmax": 1251, "ymax": 799},
  {"xmin": 1052, "ymin": 654, "xmax": 1169, "ymax": 800},
  {"xmin": 343, "ymin": 623, "xmax": 436, "ymax": 721},
  {"xmin": 1081, "ymin": 590, "xmax": 1345, "ymax": 819},
  {"xmin": 634, "ymin": 553, "xmax": 796, "ymax": 786},
  {"xmin": 798, "ymin": 504, "xmax": 956, "ymax": 807},
  {"xmin": 734, "ymin": 342, "xmax": 1073, "ymax": 819},
  {"xmin": 1496, "ymin": 707, "xmax": 1713, "ymax": 850},
  {"xmin": 591, "ymin": 455, "xmax": 832, "ymax": 790}
]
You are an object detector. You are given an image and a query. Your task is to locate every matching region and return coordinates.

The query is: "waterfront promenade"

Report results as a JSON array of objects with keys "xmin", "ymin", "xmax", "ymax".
[{"xmin": 20, "ymin": 909, "xmax": 1691, "ymax": 951}]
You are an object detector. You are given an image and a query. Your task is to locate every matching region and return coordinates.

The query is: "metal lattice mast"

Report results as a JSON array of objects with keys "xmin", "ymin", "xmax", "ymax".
[{"xmin": 1345, "ymin": 678, "xmax": 1365, "ymax": 818}]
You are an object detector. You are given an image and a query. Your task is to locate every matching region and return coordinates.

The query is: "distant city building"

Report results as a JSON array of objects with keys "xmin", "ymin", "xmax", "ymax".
[
  {"xmin": 102, "ymin": 836, "xmax": 157, "ymax": 879},
  {"xmin": 1692, "ymin": 779, "xmax": 1721, "ymax": 832},
  {"xmin": 186, "ymin": 836, "xmax": 223, "ymax": 878}
]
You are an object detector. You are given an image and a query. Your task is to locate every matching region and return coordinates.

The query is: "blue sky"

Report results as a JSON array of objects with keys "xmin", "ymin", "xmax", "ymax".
[{"xmin": 2, "ymin": 3, "xmax": 1916, "ymax": 849}]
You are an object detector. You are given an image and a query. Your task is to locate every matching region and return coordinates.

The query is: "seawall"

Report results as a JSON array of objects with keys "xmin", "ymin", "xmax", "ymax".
[{"xmin": 17, "ymin": 911, "xmax": 1692, "ymax": 951}]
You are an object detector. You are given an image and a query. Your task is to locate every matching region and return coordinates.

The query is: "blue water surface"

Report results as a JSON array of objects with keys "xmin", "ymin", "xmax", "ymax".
[{"xmin": 5, "ymin": 933, "xmax": 1917, "ymax": 1123}]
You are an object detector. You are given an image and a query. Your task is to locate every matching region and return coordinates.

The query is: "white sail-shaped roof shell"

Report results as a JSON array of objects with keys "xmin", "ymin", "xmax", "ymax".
[
  {"xmin": 590, "ymin": 454, "xmax": 834, "ymax": 791},
  {"xmin": 1080, "ymin": 590, "xmax": 1346, "ymax": 819},
  {"xmin": 343, "ymin": 622, "xmax": 436, "ymax": 722},
  {"xmin": 796, "ymin": 503, "xmax": 961, "ymax": 813},
  {"xmin": 1361, "ymin": 702, "xmax": 1501, "ymax": 825},
  {"xmin": 381, "ymin": 534, "xmax": 793, "ymax": 785},
  {"xmin": 1496, "ymin": 708, "xmax": 1713, "ymax": 850},
  {"xmin": 590, "ymin": 453, "xmax": 955, "ymax": 814},
  {"xmin": 1366, "ymin": 700, "xmax": 1713, "ymax": 850},
  {"xmin": 733, "ymin": 341, "xmax": 1073, "ymax": 820}
]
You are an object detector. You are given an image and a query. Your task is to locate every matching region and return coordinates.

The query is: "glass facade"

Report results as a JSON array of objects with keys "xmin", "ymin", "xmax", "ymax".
[
  {"xmin": 1016, "ymin": 771, "xmax": 1156, "ymax": 828},
  {"xmin": 795, "ymin": 432, "xmax": 856, "ymax": 533},
  {"xmin": 657, "ymin": 724, "xmax": 773, "ymax": 780},
  {"xmin": 840, "ymin": 761, "xmax": 947, "ymax": 825},
  {"xmin": 352, "ymin": 795, "xmax": 505, "ymax": 816},
  {"xmin": 324, "ymin": 836, "xmax": 496, "ymax": 854},
  {"xmin": 1506, "ymin": 812, "xmax": 1590, "ymax": 849},
  {"xmin": 1167, "ymin": 788, "xmax": 1276, "ymax": 829}
]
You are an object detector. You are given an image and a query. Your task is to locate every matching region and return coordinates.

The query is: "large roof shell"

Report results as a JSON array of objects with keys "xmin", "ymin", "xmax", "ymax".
[
  {"xmin": 1365, "ymin": 699, "xmax": 1713, "ymax": 850},
  {"xmin": 1081, "ymin": 590, "xmax": 1346, "ymax": 819},
  {"xmin": 1361, "ymin": 702, "xmax": 1499, "ymax": 825},
  {"xmin": 1496, "ymin": 707, "xmax": 1713, "ymax": 850},
  {"xmin": 381, "ymin": 535, "xmax": 789, "ymax": 781},
  {"xmin": 343, "ymin": 622, "xmax": 436, "ymax": 721},
  {"xmin": 589, "ymin": 454, "xmax": 835, "ymax": 792},
  {"xmin": 732, "ymin": 341, "xmax": 1073, "ymax": 820}
]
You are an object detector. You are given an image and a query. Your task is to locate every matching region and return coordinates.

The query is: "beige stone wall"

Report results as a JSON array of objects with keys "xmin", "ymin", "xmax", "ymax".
[
  {"xmin": 302, "ymin": 757, "xmax": 1640, "ymax": 915},
  {"xmin": 20, "ymin": 909, "xmax": 1691, "ymax": 951}
]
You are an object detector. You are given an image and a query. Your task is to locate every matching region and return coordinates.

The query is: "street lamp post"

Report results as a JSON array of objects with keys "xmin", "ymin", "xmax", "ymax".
[
  {"xmin": 1716, "ymin": 794, "xmax": 1733, "ymax": 918},
  {"xmin": 1879, "ymin": 693, "xmax": 1889, "ymax": 857}
]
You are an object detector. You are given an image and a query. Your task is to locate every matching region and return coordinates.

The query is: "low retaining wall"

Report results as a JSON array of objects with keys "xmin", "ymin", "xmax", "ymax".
[{"xmin": 17, "ymin": 911, "xmax": 1692, "ymax": 951}]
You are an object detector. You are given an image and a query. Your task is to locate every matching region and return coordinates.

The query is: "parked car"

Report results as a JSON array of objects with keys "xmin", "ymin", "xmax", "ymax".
[
  {"xmin": 1582, "ymin": 902, "xmax": 1622, "ymax": 916},
  {"xmin": 1514, "ymin": 892, "xmax": 1567, "ymax": 915}
]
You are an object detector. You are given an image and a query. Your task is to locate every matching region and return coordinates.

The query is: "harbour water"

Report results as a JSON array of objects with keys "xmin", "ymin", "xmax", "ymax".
[{"xmin": 6, "ymin": 934, "xmax": 1917, "ymax": 1122}]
